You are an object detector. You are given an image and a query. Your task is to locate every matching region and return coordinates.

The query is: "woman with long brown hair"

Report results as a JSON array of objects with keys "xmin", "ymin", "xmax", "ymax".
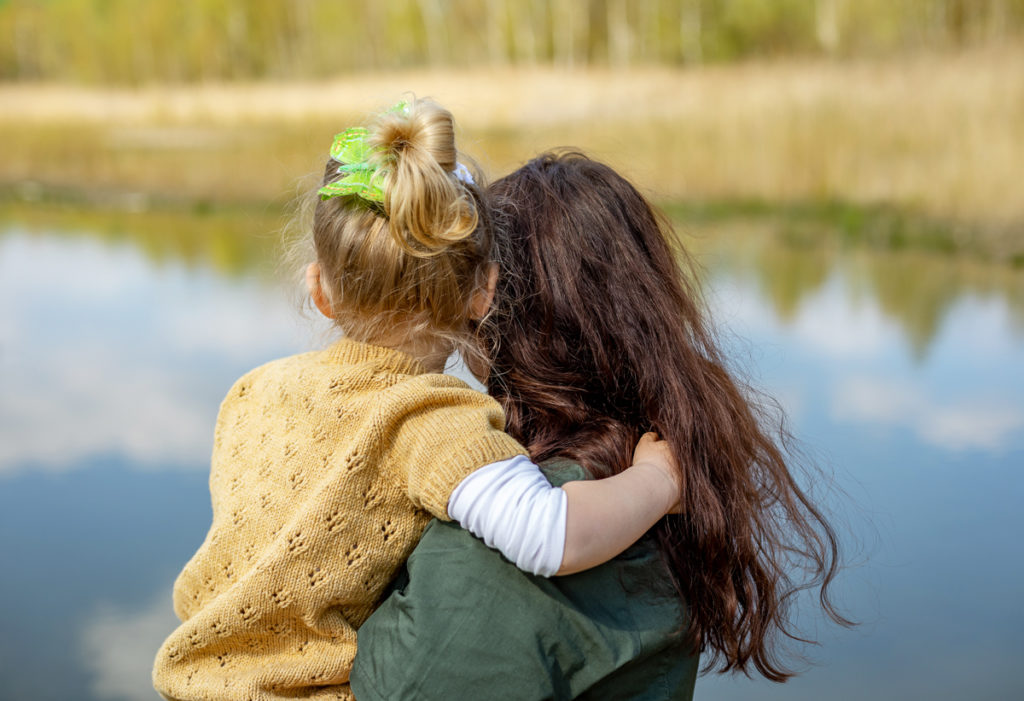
[{"xmin": 351, "ymin": 151, "xmax": 848, "ymax": 699}]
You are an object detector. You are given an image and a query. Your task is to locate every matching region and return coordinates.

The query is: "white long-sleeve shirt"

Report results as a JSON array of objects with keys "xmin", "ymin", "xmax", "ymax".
[{"xmin": 448, "ymin": 455, "xmax": 568, "ymax": 576}]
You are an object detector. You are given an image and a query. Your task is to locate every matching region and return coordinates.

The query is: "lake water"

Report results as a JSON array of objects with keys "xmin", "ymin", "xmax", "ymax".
[{"xmin": 1, "ymin": 213, "xmax": 1022, "ymax": 701}]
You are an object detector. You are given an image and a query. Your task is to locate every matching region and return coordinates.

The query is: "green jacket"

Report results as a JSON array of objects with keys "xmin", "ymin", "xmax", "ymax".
[{"xmin": 351, "ymin": 461, "xmax": 698, "ymax": 700}]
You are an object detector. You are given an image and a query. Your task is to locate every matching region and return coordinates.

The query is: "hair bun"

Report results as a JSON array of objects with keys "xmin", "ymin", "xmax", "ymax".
[
  {"xmin": 374, "ymin": 112, "xmax": 425, "ymax": 159},
  {"xmin": 370, "ymin": 98, "xmax": 477, "ymax": 254}
]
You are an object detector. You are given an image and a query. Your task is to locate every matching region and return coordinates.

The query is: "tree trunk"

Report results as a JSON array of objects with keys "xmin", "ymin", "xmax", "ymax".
[
  {"xmin": 680, "ymin": 0, "xmax": 702, "ymax": 65},
  {"xmin": 815, "ymin": 0, "xmax": 841, "ymax": 54},
  {"xmin": 513, "ymin": 0, "xmax": 538, "ymax": 65},
  {"xmin": 607, "ymin": 0, "xmax": 630, "ymax": 67},
  {"xmin": 486, "ymin": 0, "xmax": 507, "ymax": 65},
  {"xmin": 416, "ymin": 0, "xmax": 447, "ymax": 66},
  {"xmin": 553, "ymin": 0, "xmax": 577, "ymax": 68}
]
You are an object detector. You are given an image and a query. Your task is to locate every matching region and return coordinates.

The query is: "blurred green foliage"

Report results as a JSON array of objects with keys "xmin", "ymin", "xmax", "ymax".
[
  {"xmin": 2, "ymin": 0, "xmax": 1022, "ymax": 83},
  {"xmin": 687, "ymin": 216, "xmax": 1024, "ymax": 360},
  {"xmin": 0, "ymin": 199, "xmax": 288, "ymax": 278},
  {"xmin": 666, "ymin": 199, "xmax": 1023, "ymax": 264}
]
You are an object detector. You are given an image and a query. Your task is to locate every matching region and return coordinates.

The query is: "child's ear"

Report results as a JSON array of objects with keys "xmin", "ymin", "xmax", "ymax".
[
  {"xmin": 470, "ymin": 263, "xmax": 499, "ymax": 320},
  {"xmin": 305, "ymin": 262, "xmax": 334, "ymax": 319}
]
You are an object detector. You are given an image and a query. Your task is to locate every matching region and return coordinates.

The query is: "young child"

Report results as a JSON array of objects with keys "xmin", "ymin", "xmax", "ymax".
[{"xmin": 152, "ymin": 98, "xmax": 680, "ymax": 701}]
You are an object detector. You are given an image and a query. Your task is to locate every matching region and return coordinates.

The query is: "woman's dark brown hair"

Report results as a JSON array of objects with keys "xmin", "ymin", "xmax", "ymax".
[{"xmin": 482, "ymin": 151, "xmax": 849, "ymax": 681}]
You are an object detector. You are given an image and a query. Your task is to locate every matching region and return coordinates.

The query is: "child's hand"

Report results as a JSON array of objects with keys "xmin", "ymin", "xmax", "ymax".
[
  {"xmin": 632, "ymin": 432, "xmax": 683, "ymax": 514},
  {"xmin": 557, "ymin": 431, "xmax": 684, "ymax": 574}
]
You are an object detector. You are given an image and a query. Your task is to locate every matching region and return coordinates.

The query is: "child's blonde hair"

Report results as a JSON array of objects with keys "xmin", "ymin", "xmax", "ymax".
[{"xmin": 311, "ymin": 97, "xmax": 492, "ymax": 353}]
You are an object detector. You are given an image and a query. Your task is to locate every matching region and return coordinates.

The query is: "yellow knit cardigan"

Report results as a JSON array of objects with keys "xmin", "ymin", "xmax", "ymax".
[{"xmin": 153, "ymin": 339, "xmax": 525, "ymax": 700}]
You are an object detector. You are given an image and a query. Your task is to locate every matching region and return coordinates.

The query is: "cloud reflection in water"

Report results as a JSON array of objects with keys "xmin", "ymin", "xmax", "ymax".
[
  {"xmin": 833, "ymin": 376, "xmax": 1024, "ymax": 453},
  {"xmin": 711, "ymin": 266, "xmax": 1024, "ymax": 456},
  {"xmin": 0, "ymin": 232, "xmax": 324, "ymax": 476},
  {"xmin": 80, "ymin": 593, "xmax": 180, "ymax": 701}
]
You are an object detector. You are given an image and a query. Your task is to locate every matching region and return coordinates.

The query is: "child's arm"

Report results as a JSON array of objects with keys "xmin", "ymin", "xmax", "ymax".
[
  {"xmin": 448, "ymin": 432, "xmax": 680, "ymax": 577},
  {"xmin": 559, "ymin": 433, "xmax": 680, "ymax": 574}
]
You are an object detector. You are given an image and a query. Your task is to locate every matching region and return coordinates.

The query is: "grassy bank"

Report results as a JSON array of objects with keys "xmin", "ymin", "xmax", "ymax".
[
  {"xmin": 666, "ymin": 199, "xmax": 1024, "ymax": 266},
  {"xmin": 2, "ymin": 48, "xmax": 1022, "ymax": 259}
]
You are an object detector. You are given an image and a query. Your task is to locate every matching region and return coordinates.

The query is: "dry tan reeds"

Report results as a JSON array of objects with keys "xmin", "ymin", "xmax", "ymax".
[{"xmin": 1, "ymin": 47, "xmax": 1022, "ymax": 229}]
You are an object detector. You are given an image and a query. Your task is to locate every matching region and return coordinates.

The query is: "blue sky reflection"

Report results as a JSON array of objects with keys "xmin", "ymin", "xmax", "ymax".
[
  {"xmin": 0, "ymin": 232, "xmax": 325, "ymax": 476},
  {"xmin": 1, "ymin": 229, "xmax": 1022, "ymax": 700}
]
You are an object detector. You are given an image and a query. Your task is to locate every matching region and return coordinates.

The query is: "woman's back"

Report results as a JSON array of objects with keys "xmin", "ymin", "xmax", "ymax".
[
  {"xmin": 353, "ymin": 150, "xmax": 847, "ymax": 697},
  {"xmin": 352, "ymin": 461, "xmax": 698, "ymax": 701},
  {"xmin": 482, "ymin": 152, "xmax": 848, "ymax": 679}
]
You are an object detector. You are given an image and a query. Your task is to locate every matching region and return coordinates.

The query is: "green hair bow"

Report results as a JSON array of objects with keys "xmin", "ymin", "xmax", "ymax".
[
  {"xmin": 318, "ymin": 127, "xmax": 386, "ymax": 204},
  {"xmin": 318, "ymin": 101, "xmax": 411, "ymax": 204}
]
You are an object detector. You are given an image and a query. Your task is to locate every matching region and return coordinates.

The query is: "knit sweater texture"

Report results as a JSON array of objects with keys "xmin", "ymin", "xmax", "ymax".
[{"xmin": 152, "ymin": 338, "xmax": 526, "ymax": 700}]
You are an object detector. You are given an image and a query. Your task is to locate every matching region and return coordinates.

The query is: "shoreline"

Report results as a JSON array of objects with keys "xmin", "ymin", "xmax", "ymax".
[
  {"xmin": 3, "ymin": 48, "xmax": 1022, "ymax": 247},
  {"xmin": 3, "ymin": 189, "xmax": 1021, "ymax": 268}
]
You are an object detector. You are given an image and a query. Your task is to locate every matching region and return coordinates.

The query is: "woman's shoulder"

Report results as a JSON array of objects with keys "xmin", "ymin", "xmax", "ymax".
[
  {"xmin": 408, "ymin": 458, "xmax": 679, "ymax": 622},
  {"xmin": 351, "ymin": 459, "xmax": 696, "ymax": 701},
  {"xmin": 413, "ymin": 460, "xmax": 667, "ymax": 596}
]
